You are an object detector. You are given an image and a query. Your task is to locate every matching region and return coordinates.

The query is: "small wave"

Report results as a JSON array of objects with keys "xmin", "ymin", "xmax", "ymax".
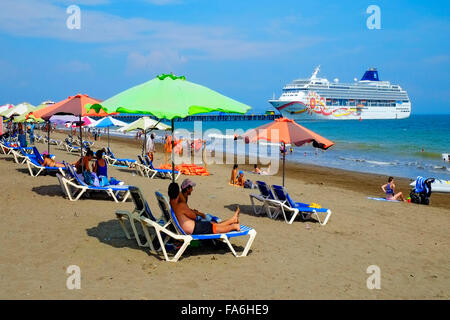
[{"xmin": 413, "ymin": 151, "xmax": 442, "ymax": 160}]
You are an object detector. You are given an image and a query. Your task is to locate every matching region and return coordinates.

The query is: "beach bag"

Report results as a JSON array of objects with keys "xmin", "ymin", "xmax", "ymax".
[
  {"xmin": 244, "ymin": 179, "xmax": 256, "ymax": 189},
  {"xmin": 83, "ymin": 171, "xmax": 95, "ymax": 186},
  {"xmin": 409, "ymin": 190, "xmax": 424, "ymax": 205},
  {"xmin": 99, "ymin": 175, "xmax": 109, "ymax": 187}
]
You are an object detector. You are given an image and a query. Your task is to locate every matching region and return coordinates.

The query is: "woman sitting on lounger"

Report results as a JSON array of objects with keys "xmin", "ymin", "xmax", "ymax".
[
  {"xmin": 168, "ymin": 182, "xmax": 240, "ymax": 235},
  {"xmin": 73, "ymin": 149, "xmax": 94, "ymax": 174},
  {"xmin": 381, "ymin": 177, "xmax": 406, "ymax": 202},
  {"xmin": 92, "ymin": 149, "xmax": 122, "ymax": 186}
]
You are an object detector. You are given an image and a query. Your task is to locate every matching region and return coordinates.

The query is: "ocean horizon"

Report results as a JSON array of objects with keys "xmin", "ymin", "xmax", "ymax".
[{"xmin": 103, "ymin": 113, "xmax": 450, "ymax": 181}]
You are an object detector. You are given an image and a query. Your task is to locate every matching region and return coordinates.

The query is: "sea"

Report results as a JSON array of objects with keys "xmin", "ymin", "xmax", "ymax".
[{"xmin": 109, "ymin": 114, "xmax": 450, "ymax": 181}]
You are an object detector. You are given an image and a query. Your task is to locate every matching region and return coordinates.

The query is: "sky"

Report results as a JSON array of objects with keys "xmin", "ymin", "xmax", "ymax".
[{"xmin": 0, "ymin": 0, "xmax": 449, "ymax": 114}]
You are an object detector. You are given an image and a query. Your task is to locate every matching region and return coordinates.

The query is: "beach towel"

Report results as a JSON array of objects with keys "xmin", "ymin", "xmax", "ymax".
[{"xmin": 367, "ymin": 197, "xmax": 400, "ymax": 203}]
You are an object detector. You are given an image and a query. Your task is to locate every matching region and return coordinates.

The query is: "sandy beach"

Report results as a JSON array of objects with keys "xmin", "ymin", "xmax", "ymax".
[{"xmin": 0, "ymin": 130, "xmax": 449, "ymax": 300}]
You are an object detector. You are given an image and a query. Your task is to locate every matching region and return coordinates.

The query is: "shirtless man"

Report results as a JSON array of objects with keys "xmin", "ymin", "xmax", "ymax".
[
  {"xmin": 168, "ymin": 182, "xmax": 240, "ymax": 235},
  {"xmin": 178, "ymin": 178, "xmax": 206, "ymax": 218}
]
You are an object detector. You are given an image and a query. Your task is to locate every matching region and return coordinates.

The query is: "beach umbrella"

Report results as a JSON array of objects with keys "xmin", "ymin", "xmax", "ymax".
[
  {"xmin": 13, "ymin": 114, "xmax": 44, "ymax": 123},
  {"xmin": 87, "ymin": 73, "xmax": 251, "ymax": 181},
  {"xmin": 119, "ymin": 116, "xmax": 170, "ymax": 154},
  {"xmin": 93, "ymin": 116, "xmax": 129, "ymax": 149},
  {"xmin": 0, "ymin": 104, "xmax": 14, "ymax": 113},
  {"xmin": 0, "ymin": 102, "xmax": 35, "ymax": 118},
  {"xmin": 29, "ymin": 94, "xmax": 108, "ymax": 157},
  {"xmin": 242, "ymin": 117, "xmax": 334, "ymax": 186}
]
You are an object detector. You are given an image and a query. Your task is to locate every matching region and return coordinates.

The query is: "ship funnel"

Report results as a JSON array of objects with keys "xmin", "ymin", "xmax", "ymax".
[{"xmin": 361, "ymin": 68, "xmax": 380, "ymax": 81}]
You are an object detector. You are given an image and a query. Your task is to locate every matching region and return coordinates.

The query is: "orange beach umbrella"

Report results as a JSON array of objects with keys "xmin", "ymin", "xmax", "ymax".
[
  {"xmin": 242, "ymin": 117, "xmax": 334, "ymax": 186},
  {"xmin": 28, "ymin": 94, "xmax": 110, "ymax": 156}
]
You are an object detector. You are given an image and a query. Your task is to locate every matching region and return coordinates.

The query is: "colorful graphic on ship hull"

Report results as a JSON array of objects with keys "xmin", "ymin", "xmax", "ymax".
[{"xmin": 274, "ymin": 92, "xmax": 360, "ymax": 118}]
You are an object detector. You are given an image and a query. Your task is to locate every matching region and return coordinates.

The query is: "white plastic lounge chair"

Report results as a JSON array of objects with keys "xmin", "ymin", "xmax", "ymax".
[
  {"xmin": 115, "ymin": 186, "xmax": 172, "ymax": 251},
  {"xmin": 105, "ymin": 147, "xmax": 136, "ymax": 168},
  {"xmin": 135, "ymin": 155, "xmax": 154, "ymax": 177},
  {"xmin": 64, "ymin": 139, "xmax": 85, "ymax": 154},
  {"xmin": 271, "ymin": 185, "xmax": 332, "ymax": 225},
  {"xmin": 61, "ymin": 163, "xmax": 131, "ymax": 202},
  {"xmin": 249, "ymin": 180, "xmax": 282, "ymax": 217},
  {"xmin": 11, "ymin": 146, "xmax": 35, "ymax": 164},
  {"xmin": 144, "ymin": 155, "xmax": 180, "ymax": 180},
  {"xmin": 153, "ymin": 191, "xmax": 257, "ymax": 262}
]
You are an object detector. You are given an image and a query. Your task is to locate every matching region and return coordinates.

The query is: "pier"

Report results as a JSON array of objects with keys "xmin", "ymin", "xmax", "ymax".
[{"xmin": 110, "ymin": 113, "xmax": 281, "ymax": 123}]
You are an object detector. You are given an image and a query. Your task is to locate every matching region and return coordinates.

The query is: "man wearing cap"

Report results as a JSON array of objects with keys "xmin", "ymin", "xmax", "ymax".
[
  {"xmin": 168, "ymin": 182, "xmax": 240, "ymax": 235},
  {"xmin": 179, "ymin": 178, "xmax": 206, "ymax": 220}
]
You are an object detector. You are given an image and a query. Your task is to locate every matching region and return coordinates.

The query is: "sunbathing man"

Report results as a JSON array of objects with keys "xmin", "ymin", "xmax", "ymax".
[
  {"xmin": 381, "ymin": 176, "xmax": 407, "ymax": 202},
  {"xmin": 73, "ymin": 149, "xmax": 94, "ymax": 174},
  {"xmin": 178, "ymin": 178, "xmax": 210, "ymax": 220},
  {"xmin": 40, "ymin": 153, "xmax": 64, "ymax": 168},
  {"xmin": 168, "ymin": 182, "xmax": 240, "ymax": 235}
]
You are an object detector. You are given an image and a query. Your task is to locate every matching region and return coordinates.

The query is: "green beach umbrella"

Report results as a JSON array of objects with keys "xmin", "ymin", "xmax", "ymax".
[{"xmin": 87, "ymin": 73, "xmax": 251, "ymax": 181}]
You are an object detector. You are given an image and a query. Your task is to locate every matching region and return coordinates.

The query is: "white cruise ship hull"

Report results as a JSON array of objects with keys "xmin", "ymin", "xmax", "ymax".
[
  {"xmin": 269, "ymin": 101, "xmax": 411, "ymax": 120},
  {"xmin": 269, "ymin": 66, "xmax": 412, "ymax": 121}
]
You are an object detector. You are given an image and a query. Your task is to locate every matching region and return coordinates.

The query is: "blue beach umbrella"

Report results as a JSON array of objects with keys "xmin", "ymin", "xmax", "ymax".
[{"xmin": 93, "ymin": 116, "xmax": 128, "ymax": 148}]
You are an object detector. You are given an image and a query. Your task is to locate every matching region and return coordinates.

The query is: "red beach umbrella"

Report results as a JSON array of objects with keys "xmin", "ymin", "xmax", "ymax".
[
  {"xmin": 29, "ymin": 94, "xmax": 110, "ymax": 156},
  {"xmin": 242, "ymin": 117, "xmax": 334, "ymax": 186}
]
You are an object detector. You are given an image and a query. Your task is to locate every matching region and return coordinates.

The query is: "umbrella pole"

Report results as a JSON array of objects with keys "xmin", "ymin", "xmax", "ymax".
[
  {"xmin": 79, "ymin": 115, "xmax": 84, "ymax": 169},
  {"xmin": 171, "ymin": 119, "xmax": 175, "ymax": 183},
  {"xmin": 47, "ymin": 120, "xmax": 50, "ymax": 153},
  {"xmin": 282, "ymin": 142, "xmax": 286, "ymax": 187},
  {"xmin": 144, "ymin": 130, "xmax": 147, "ymax": 156},
  {"xmin": 108, "ymin": 126, "xmax": 110, "ymax": 149}
]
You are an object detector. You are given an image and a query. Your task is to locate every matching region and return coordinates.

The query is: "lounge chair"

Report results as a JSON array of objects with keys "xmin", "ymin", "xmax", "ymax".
[
  {"xmin": 134, "ymin": 155, "xmax": 151, "ymax": 177},
  {"xmin": 11, "ymin": 146, "xmax": 35, "ymax": 164},
  {"xmin": 271, "ymin": 185, "xmax": 332, "ymax": 225},
  {"xmin": 64, "ymin": 139, "xmax": 84, "ymax": 154},
  {"xmin": 249, "ymin": 180, "xmax": 281, "ymax": 217},
  {"xmin": 60, "ymin": 162, "xmax": 131, "ymax": 202},
  {"xmin": 144, "ymin": 155, "xmax": 180, "ymax": 180},
  {"xmin": 105, "ymin": 147, "xmax": 136, "ymax": 168},
  {"xmin": 115, "ymin": 186, "xmax": 172, "ymax": 250},
  {"xmin": 153, "ymin": 191, "xmax": 257, "ymax": 262},
  {"xmin": 43, "ymin": 136, "xmax": 63, "ymax": 147},
  {"xmin": 25, "ymin": 147, "xmax": 66, "ymax": 177}
]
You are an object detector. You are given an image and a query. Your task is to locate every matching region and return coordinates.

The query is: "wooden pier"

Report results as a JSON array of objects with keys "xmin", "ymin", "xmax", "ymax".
[{"xmin": 111, "ymin": 113, "xmax": 281, "ymax": 123}]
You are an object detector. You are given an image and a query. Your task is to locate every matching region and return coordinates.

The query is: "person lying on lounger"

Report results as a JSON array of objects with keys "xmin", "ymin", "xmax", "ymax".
[
  {"xmin": 40, "ymin": 153, "xmax": 65, "ymax": 168},
  {"xmin": 169, "ymin": 182, "xmax": 241, "ymax": 235},
  {"xmin": 381, "ymin": 176, "xmax": 407, "ymax": 202},
  {"xmin": 252, "ymin": 164, "xmax": 262, "ymax": 174}
]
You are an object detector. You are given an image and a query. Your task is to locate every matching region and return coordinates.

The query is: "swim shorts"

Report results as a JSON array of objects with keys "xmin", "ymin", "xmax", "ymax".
[{"xmin": 193, "ymin": 220, "xmax": 217, "ymax": 235}]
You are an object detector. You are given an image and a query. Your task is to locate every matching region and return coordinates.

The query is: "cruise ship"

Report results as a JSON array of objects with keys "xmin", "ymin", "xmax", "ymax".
[{"xmin": 269, "ymin": 66, "xmax": 411, "ymax": 120}]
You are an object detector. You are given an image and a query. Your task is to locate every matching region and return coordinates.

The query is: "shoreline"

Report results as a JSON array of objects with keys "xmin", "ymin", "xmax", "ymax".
[{"xmin": 52, "ymin": 128, "xmax": 450, "ymax": 209}]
